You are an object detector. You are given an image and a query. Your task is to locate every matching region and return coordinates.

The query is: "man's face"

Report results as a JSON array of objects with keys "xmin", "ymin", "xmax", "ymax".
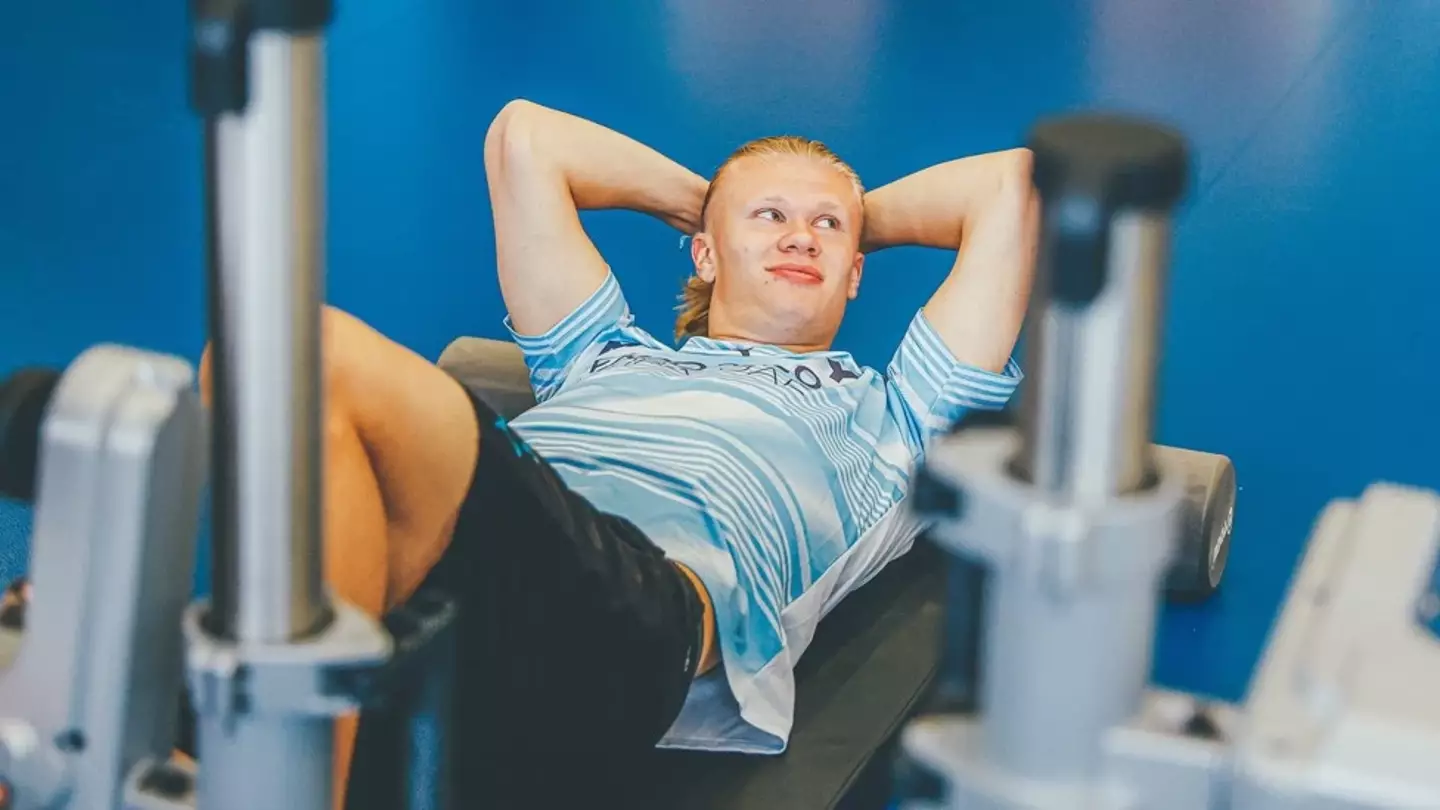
[{"xmin": 691, "ymin": 154, "xmax": 864, "ymax": 348}]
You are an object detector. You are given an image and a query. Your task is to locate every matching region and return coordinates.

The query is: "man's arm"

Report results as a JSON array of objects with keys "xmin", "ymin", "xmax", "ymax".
[
  {"xmin": 861, "ymin": 148, "xmax": 1038, "ymax": 373},
  {"xmin": 484, "ymin": 99, "xmax": 708, "ymax": 336}
]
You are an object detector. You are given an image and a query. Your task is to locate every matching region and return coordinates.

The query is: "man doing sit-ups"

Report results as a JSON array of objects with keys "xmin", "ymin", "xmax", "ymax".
[{"xmin": 198, "ymin": 98, "xmax": 1037, "ymax": 806}]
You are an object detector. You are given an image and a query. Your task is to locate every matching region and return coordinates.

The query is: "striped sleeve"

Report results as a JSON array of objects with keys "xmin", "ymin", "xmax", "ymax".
[
  {"xmin": 503, "ymin": 272, "xmax": 632, "ymax": 403},
  {"xmin": 885, "ymin": 309, "xmax": 1024, "ymax": 455}
]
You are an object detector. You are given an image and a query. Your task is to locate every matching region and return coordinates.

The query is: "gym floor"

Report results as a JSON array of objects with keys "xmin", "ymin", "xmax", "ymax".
[{"xmin": 3, "ymin": 0, "xmax": 1438, "ymax": 759}]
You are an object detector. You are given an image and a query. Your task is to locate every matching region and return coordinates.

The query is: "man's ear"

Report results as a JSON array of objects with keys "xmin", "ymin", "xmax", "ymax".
[
  {"xmin": 847, "ymin": 253, "xmax": 865, "ymax": 300},
  {"xmin": 691, "ymin": 232, "xmax": 718, "ymax": 283}
]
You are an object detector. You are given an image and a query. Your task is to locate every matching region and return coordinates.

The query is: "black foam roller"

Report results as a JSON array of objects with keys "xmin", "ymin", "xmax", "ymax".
[{"xmin": 0, "ymin": 368, "xmax": 61, "ymax": 503}]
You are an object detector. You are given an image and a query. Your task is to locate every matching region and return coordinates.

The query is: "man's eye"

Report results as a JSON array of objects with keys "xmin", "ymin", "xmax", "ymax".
[{"xmin": 756, "ymin": 208, "xmax": 784, "ymax": 222}]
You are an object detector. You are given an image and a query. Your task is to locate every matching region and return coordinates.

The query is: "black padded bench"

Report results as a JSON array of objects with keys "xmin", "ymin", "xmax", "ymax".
[{"xmin": 636, "ymin": 537, "xmax": 947, "ymax": 810}]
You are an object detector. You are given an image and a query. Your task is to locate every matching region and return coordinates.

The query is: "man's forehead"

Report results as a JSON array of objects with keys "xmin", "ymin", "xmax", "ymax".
[
  {"xmin": 728, "ymin": 154, "xmax": 843, "ymax": 182},
  {"xmin": 724, "ymin": 158, "xmax": 860, "ymax": 205}
]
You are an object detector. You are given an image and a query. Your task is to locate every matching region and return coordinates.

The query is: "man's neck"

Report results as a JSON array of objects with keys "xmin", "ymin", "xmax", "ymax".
[{"xmin": 704, "ymin": 326, "xmax": 829, "ymax": 355}]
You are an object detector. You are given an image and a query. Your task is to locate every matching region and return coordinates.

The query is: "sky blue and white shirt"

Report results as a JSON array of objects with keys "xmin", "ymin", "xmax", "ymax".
[{"xmin": 504, "ymin": 272, "xmax": 1023, "ymax": 754}]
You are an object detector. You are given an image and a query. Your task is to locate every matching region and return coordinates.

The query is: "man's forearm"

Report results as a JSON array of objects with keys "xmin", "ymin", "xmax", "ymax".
[
  {"xmin": 863, "ymin": 148, "xmax": 1038, "ymax": 374},
  {"xmin": 861, "ymin": 148, "xmax": 1032, "ymax": 252},
  {"xmin": 489, "ymin": 100, "xmax": 708, "ymax": 233}
]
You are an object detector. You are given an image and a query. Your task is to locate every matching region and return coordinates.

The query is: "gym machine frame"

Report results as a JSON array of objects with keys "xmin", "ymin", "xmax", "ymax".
[
  {"xmin": 0, "ymin": 1, "xmax": 456, "ymax": 808},
  {"xmin": 896, "ymin": 117, "xmax": 1440, "ymax": 808}
]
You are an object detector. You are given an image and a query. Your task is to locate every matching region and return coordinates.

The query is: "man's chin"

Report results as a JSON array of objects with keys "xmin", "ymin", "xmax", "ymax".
[{"xmin": 756, "ymin": 306, "xmax": 841, "ymax": 344}]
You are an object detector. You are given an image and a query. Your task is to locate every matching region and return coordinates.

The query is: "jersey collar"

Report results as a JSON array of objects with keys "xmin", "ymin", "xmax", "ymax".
[
  {"xmin": 679, "ymin": 336, "xmax": 853, "ymax": 360},
  {"xmin": 681, "ymin": 336, "xmax": 791, "ymax": 356}
]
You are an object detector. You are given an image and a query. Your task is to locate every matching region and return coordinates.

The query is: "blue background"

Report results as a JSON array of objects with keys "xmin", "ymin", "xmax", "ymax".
[{"xmin": 3, "ymin": 0, "xmax": 1438, "ymax": 740}]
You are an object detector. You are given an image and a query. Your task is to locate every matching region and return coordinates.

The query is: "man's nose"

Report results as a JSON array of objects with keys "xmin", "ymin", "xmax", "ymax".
[{"xmin": 780, "ymin": 225, "xmax": 820, "ymax": 255}]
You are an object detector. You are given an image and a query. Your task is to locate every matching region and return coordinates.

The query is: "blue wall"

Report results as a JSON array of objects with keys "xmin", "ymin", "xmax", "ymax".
[{"xmin": 4, "ymin": 0, "xmax": 1439, "ymax": 709}]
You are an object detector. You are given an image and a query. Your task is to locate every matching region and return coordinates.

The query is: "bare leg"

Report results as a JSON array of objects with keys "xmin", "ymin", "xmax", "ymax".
[
  {"xmin": 316, "ymin": 403, "xmax": 389, "ymax": 802},
  {"xmin": 200, "ymin": 306, "xmax": 479, "ymax": 809},
  {"xmin": 167, "ymin": 407, "xmax": 394, "ymax": 802}
]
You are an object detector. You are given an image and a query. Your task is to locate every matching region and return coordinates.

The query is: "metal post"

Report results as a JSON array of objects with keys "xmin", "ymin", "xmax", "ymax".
[
  {"xmin": 195, "ymin": 0, "xmax": 332, "ymax": 646},
  {"xmin": 988, "ymin": 115, "xmax": 1189, "ymax": 781},
  {"xmin": 1011, "ymin": 118, "xmax": 1186, "ymax": 505},
  {"xmin": 188, "ymin": 2, "xmax": 341, "ymax": 808},
  {"xmin": 896, "ymin": 114, "xmax": 1192, "ymax": 809}
]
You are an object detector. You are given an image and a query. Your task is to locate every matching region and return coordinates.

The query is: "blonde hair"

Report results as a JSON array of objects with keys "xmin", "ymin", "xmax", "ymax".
[{"xmin": 674, "ymin": 135, "xmax": 864, "ymax": 341}]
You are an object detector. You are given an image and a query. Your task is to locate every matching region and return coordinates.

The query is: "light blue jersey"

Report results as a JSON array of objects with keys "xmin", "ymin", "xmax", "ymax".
[{"xmin": 504, "ymin": 272, "xmax": 1022, "ymax": 753}]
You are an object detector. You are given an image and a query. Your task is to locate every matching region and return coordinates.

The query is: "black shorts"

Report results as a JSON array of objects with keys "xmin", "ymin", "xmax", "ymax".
[{"xmin": 347, "ymin": 384, "xmax": 706, "ymax": 808}]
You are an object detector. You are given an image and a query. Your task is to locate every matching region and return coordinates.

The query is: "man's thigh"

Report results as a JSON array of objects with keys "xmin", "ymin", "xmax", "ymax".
[{"xmin": 201, "ymin": 306, "xmax": 481, "ymax": 605}]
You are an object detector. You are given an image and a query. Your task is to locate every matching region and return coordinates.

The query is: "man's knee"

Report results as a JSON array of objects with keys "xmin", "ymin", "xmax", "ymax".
[{"xmin": 318, "ymin": 305, "xmax": 380, "ymax": 410}]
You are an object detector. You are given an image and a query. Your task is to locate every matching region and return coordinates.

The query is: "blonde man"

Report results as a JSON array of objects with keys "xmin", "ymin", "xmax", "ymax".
[{"xmin": 226, "ymin": 99, "xmax": 1036, "ymax": 806}]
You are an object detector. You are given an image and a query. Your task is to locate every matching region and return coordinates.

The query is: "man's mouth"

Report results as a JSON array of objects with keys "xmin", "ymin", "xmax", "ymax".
[{"xmin": 768, "ymin": 263, "xmax": 824, "ymax": 285}]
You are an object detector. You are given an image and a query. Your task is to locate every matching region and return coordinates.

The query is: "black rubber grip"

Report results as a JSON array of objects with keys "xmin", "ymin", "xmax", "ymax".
[
  {"xmin": 1027, "ymin": 114, "xmax": 1189, "ymax": 305},
  {"xmin": 189, "ymin": 0, "xmax": 334, "ymax": 117},
  {"xmin": 190, "ymin": 0, "xmax": 251, "ymax": 116},
  {"xmin": 250, "ymin": 0, "xmax": 333, "ymax": 30},
  {"xmin": 0, "ymin": 369, "xmax": 62, "ymax": 503}
]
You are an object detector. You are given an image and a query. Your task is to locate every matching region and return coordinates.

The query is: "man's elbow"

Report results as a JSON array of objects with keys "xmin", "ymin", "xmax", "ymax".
[
  {"xmin": 1001, "ymin": 148, "xmax": 1034, "ymax": 193},
  {"xmin": 983, "ymin": 148, "xmax": 1035, "ymax": 223},
  {"xmin": 484, "ymin": 98, "xmax": 545, "ymax": 176}
]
